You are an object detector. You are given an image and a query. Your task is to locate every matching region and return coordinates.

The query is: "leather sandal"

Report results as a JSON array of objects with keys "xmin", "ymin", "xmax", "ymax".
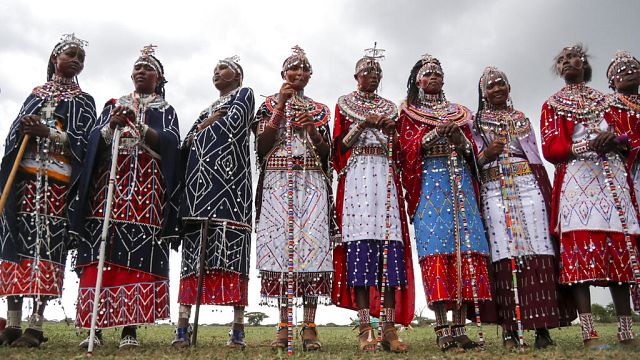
[
  {"xmin": 270, "ymin": 323, "xmax": 288, "ymax": 351},
  {"xmin": 11, "ymin": 328, "xmax": 48, "ymax": 348},
  {"xmin": 503, "ymin": 329, "xmax": 528, "ymax": 351},
  {"xmin": 452, "ymin": 325, "xmax": 483, "ymax": 351},
  {"xmin": 381, "ymin": 325, "xmax": 409, "ymax": 353},
  {"xmin": 301, "ymin": 323, "xmax": 321, "ymax": 351},
  {"xmin": 534, "ymin": 328, "xmax": 554, "ymax": 349},
  {"xmin": 434, "ymin": 325, "xmax": 461, "ymax": 353},
  {"xmin": 357, "ymin": 325, "xmax": 377, "ymax": 351},
  {"xmin": 0, "ymin": 327, "xmax": 22, "ymax": 346}
]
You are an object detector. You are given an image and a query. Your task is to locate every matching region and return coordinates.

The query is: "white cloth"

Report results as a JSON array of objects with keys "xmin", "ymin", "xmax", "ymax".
[
  {"xmin": 256, "ymin": 169, "xmax": 332, "ymax": 273},
  {"xmin": 342, "ymin": 127, "xmax": 402, "ymax": 242},
  {"xmin": 481, "ymin": 169, "xmax": 554, "ymax": 262}
]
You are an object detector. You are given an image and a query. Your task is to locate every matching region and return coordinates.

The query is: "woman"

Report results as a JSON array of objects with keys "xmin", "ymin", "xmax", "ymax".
[
  {"xmin": 71, "ymin": 45, "xmax": 180, "ymax": 348},
  {"xmin": 254, "ymin": 46, "xmax": 333, "ymax": 351},
  {"xmin": 173, "ymin": 56, "xmax": 254, "ymax": 349},
  {"xmin": 0, "ymin": 34, "xmax": 95, "ymax": 347},
  {"xmin": 541, "ymin": 44, "xmax": 639, "ymax": 349},
  {"xmin": 607, "ymin": 50, "xmax": 640, "ymax": 336},
  {"xmin": 473, "ymin": 66, "xmax": 576, "ymax": 349},
  {"xmin": 331, "ymin": 49, "xmax": 413, "ymax": 353},
  {"xmin": 398, "ymin": 54, "xmax": 491, "ymax": 352}
]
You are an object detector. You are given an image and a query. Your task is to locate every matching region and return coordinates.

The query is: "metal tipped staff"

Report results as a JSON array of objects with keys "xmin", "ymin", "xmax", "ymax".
[
  {"xmin": 191, "ymin": 219, "xmax": 209, "ymax": 346},
  {"xmin": 495, "ymin": 139, "xmax": 525, "ymax": 347},
  {"xmin": 87, "ymin": 127, "xmax": 122, "ymax": 355},
  {"xmin": 449, "ymin": 143, "xmax": 485, "ymax": 346},
  {"xmin": 376, "ymin": 127, "xmax": 394, "ymax": 350},
  {"xmin": 285, "ymin": 98, "xmax": 296, "ymax": 357},
  {"xmin": 0, "ymin": 135, "xmax": 29, "ymax": 216}
]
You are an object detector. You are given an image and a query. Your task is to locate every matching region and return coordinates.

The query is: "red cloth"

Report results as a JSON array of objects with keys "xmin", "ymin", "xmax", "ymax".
[
  {"xmin": 178, "ymin": 270, "xmax": 248, "ymax": 306},
  {"xmin": 419, "ymin": 253, "xmax": 491, "ymax": 308},
  {"xmin": 330, "ymin": 105, "xmax": 415, "ymax": 326},
  {"xmin": 0, "ymin": 259, "xmax": 64, "ymax": 297},
  {"xmin": 76, "ymin": 264, "xmax": 169, "ymax": 329}
]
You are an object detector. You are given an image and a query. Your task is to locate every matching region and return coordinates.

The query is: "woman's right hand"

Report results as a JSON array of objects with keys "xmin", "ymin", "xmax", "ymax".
[
  {"xmin": 276, "ymin": 82, "xmax": 296, "ymax": 111},
  {"xmin": 363, "ymin": 114, "xmax": 382, "ymax": 128},
  {"xmin": 483, "ymin": 138, "xmax": 507, "ymax": 162},
  {"xmin": 109, "ymin": 106, "xmax": 135, "ymax": 129}
]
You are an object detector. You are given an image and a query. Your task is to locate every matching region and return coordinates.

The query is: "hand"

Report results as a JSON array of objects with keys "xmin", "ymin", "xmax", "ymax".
[
  {"xmin": 363, "ymin": 114, "xmax": 382, "ymax": 128},
  {"xmin": 295, "ymin": 112, "xmax": 317, "ymax": 135},
  {"xmin": 20, "ymin": 115, "xmax": 50, "ymax": 138},
  {"xmin": 483, "ymin": 138, "xmax": 507, "ymax": 162},
  {"xmin": 379, "ymin": 117, "xmax": 396, "ymax": 134},
  {"xmin": 276, "ymin": 82, "xmax": 297, "ymax": 110},
  {"xmin": 589, "ymin": 131, "xmax": 618, "ymax": 155},
  {"xmin": 109, "ymin": 106, "xmax": 135, "ymax": 129},
  {"xmin": 440, "ymin": 122, "xmax": 465, "ymax": 146},
  {"xmin": 197, "ymin": 109, "xmax": 228, "ymax": 132}
]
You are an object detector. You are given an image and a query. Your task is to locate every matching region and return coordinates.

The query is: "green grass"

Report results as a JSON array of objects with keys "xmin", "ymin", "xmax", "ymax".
[{"xmin": 0, "ymin": 323, "xmax": 637, "ymax": 359}]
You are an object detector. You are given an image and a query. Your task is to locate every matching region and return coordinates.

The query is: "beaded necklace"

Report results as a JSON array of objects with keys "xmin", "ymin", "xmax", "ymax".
[
  {"xmin": 32, "ymin": 75, "xmax": 82, "ymax": 102},
  {"xmin": 403, "ymin": 94, "xmax": 470, "ymax": 126},
  {"xmin": 337, "ymin": 91, "xmax": 397, "ymax": 122},
  {"xmin": 547, "ymin": 83, "xmax": 608, "ymax": 123},
  {"xmin": 200, "ymin": 87, "xmax": 241, "ymax": 118},
  {"xmin": 477, "ymin": 108, "xmax": 531, "ymax": 139},
  {"xmin": 613, "ymin": 93, "xmax": 640, "ymax": 115}
]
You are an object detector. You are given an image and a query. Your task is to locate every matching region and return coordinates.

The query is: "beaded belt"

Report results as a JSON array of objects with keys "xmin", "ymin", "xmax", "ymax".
[
  {"xmin": 423, "ymin": 143, "xmax": 452, "ymax": 157},
  {"xmin": 266, "ymin": 155, "xmax": 321, "ymax": 170},
  {"xmin": 480, "ymin": 161, "xmax": 532, "ymax": 183},
  {"xmin": 352, "ymin": 146, "xmax": 387, "ymax": 157}
]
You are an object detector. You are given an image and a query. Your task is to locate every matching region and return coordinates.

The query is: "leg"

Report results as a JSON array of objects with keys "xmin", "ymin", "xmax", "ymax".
[
  {"xmin": 0, "ymin": 296, "xmax": 23, "ymax": 345},
  {"xmin": 172, "ymin": 304, "xmax": 192, "ymax": 348},
  {"xmin": 354, "ymin": 286, "xmax": 376, "ymax": 351},
  {"xmin": 301, "ymin": 296, "xmax": 321, "ymax": 351},
  {"xmin": 451, "ymin": 304, "xmax": 481, "ymax": 350},
  {"xmin": 270, "ymin": 300, "xmax": 288, "ymax": 350},
  {"xmin": 226, "ymin": 306, "xmax": 246, "ymax": 349},
  {"xmin": 380, "ymin": 286, "xmax": 408, "ymax": 353},
  {"xmin": 610, "ymin": 284, "xmax": 638, "ymax": 345},
  {"xmin": 11, "ymin": 296, "xmax": 48, "ymax": 348},
  {"xmin": 433, "ymin": 302, "xmax": 458, "ymax": 352},
  {"xmin": 119, "ymin": 325, "xmax": 139, "ymax": 349},
  {"xmin": 573, "ymin": 284, "xmax": 609, "ymax": 350}
]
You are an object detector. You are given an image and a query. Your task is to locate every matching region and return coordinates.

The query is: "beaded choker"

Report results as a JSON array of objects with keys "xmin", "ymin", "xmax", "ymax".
[
  {"xmin": 265, "ymin": 94, "xmax": 329, "ymax": 127},
  {"xmin": 32, "ymin": 77, "xmax": 82, "ymax": 102},
  {"xmin": 337, "ymin": 91, "xmax": 397, "ymax": 122},
  {"xmin": 477, "ymin": 109, "xmax": 531, "ymax": 139},
  {"xmin": 200, "ymin": 87, "xmax": 240, "ymax": 118},
  {"xmin": 402, "ymin": 99, "xmax": 470, "ymax": 126},
  {"xmin": 547, "ymin": 83, "xmax": 608, "ymax": 122},
  {"xmin": 611, "ymin": 93, "xmax": 640, "ymax": 114}
]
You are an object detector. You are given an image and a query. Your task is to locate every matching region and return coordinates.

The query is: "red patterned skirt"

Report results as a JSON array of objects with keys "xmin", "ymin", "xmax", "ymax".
[
  {"xmin": 0, "ymin": 259, "xmax": 64, "ymax": 297},
  {"xmin": 559, "ymin": 230, "xmax": 638, "ymax": 285},
  {"xmin": 178, "ymin": 270, "xmax": 248, "ymax": 306},
  {"xmin": 259, "ymin": 271, "xmax": 332, "ymax": 304},
  {"xmin": 76, "ymin": 264, "xmax": 169, "ymax": 329},
  {"xmin": 419, "ymin": 253, "xmax": 491, "ymax": 309}
]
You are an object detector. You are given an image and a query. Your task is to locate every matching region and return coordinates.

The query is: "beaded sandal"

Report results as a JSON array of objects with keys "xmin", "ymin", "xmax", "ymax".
[
  {"xmin": 79, "ymin": 330, "xmax": 103, "ymax": 349},
  {"xmin": 357, "ymin": 325, "xmax": 377, "ymax": 351},
  {"xmin": 226, "ymin": 328, "xmax": 246, "ymax": 349},
  {"xmin": 301, "ymin": 323, "xmax": 321, "ymax": 351},
  {"xmin": 434, "ymin": 325, "xmax": 460, "ymax": 353},
  {"xmin": 119, "ymin": 335, "xmax": 140, "ymax": 349},
  {"xmin": 11, "ymin": 328, "xmax": 47, "ymax": 348},
  {"xmin": 381, "ymin": 325, "xmax": 409, "ymax": 353},
  {"xmin": 171, "ymin": 326, "xmax": 191, "ymax": 348},
  {"xmin": 270, "ymin": 323, "xmax": 288, "ymax": 350},
  {"xmin": 0, "ymin": 327, "xmax": 22, "ymax": 346}
]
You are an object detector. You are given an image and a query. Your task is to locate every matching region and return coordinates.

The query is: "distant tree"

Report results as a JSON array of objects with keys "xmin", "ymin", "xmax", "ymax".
[
  {"xmin": 592, "ymin": 304, "xmax": 613, "ymax": 323},
  {"xmin": 244, "ymin": 311, "xmax": 269, "ymax": 326},
  {"xmin": 412, "ymin": 306, "xmax": 434, "ymax": 327}
]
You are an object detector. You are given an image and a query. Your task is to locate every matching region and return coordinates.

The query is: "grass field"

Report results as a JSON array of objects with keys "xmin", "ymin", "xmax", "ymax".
[{"xmin": 0, "ymin": 322, "xmax": 637, "ymax": 359}]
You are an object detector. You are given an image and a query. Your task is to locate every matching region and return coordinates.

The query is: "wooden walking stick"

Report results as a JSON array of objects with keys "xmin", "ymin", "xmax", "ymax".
[
  {"xmin": 87, "ymin": 127, "xmax": 122, "ymax": 355},
  {"xmin": 0, "ymin": 135, "xmax": 30, "ymax": 215},
  {"xmin": 191, "ymin": 219, "xmax": 209, "ymax": 347}
]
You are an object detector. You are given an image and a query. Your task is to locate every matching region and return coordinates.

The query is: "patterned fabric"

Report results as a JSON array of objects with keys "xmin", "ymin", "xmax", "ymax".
[
  {"xmin": 346, "ymin": 240, "xmax": 406, "ymax": 287},
  {"xmin": 492, "ymin": 255, "xmax": 573, "ymax": 330},
  {"xmin": 178, "ymin": 270, "xmax": 248, "ymax": 306},
  {"xmin": 560, "ymin": 231, "xmax": 638, "ymax": 285},
  {"xmin": 0, "ymin": 259, "xmax": 64, "ymax": 297}
]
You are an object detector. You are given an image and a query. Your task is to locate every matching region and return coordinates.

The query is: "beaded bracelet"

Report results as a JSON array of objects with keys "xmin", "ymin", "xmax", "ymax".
[
  {"xmin": 571, "ymin": 140, "xmax": 590, "ymax": 157},
  {"xmin": 101, "ymin": 125, "xmax": 114, "ymax": 144},
  {"xmin": 421, "ymin": 128, "xmax": 440, "ymax": 148},
  {"xmin": 342, "ymin": 123, "xmax": 365, "ymax": 147},
  {"xmin": 266, "ymin": 110, "xmax": 284, "ymax": 129},
  {"xmin": 138, "ymin": 123, "xmax": 150, "ymax": 141}
]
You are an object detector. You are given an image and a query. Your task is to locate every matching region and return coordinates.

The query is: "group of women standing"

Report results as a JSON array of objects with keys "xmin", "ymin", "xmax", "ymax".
[{"xmin": 0, "ymin": 34, "xmax": 639, "ymax": 354}]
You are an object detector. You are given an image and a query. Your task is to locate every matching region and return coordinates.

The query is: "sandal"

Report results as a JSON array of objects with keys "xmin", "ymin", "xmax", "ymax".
[
  {"xmin": 119, "ymin": 335, "xmax": 140, "ymax": 349},
  {"xmin": 79, "ymin": 330, "xmax": 103, "ymax": 349},
  {"xmin": 451, "ymin": 325, "xmax": 483, "ymax": 351},
  {"xmin": 434, "ymin": 325, "xmax": 461, "ymax": 353},
  {"xmin": 534, "ymin": 328, "xmax": 554, "ymax": 349},
  {"xmin": 11, "ymin": 328, "xmax": 48, "ymax": 348},
  {"xmin": 226, "ymin": 328, "xmax": 246, "ymax": 349},
  {"xmin": 357, "ymin": 325, "xmax": 377, "ymax": 352},
  {"xmin": 171, "ymin": 326, "xmax": 191, "ymax": 349},
  {"xmin": 301, "ymin": 323, "xmax": 321, "ymax": 351},
  {"xmin": 503, "ymin": 329, "xmax": 528, "ymax": 351},
  {"xmin": 0, "ymin": 327, "xmax": 22, "ymax": 346},
  {"xmin": 381, "ymin": 325, "xmax": 409, "ymax": 353},
  {"xmin": 270, "ymin": 323, "xmax": 288, "ymax": 350}
]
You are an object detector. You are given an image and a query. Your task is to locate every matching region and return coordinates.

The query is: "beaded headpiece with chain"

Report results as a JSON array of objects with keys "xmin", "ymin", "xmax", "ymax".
[
  {"xmin": 416, "ymin": 53, "xmax": 443, "ymax": 82},
  {"xmin": 135, "ymin": 44, "xmax": 163, "ymax": 75},
  {"xmin": 355, "ymin": 43, "xmax": 384, "ymax": 77},
  {"xmin": 282, "ymin": 45, "xmax": 312, "ymax": 74},
  {"xmin": 52, "ymin": 33, "xmax": 88, "ymax": 56},
  {"xmin": 607, "ymin": 50, "xmax": 640, "ymax": 85},
  {"xmin": 218, "ymin": 55, "xmax": 243, "ymax": 83}
]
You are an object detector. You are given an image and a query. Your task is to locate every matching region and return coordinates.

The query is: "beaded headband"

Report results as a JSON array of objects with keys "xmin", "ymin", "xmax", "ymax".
[
  {"xmin": 52, "ymin": 33, "xmax": 88, "ymax": 56},
  {"xmin": 355, "ymin": 43, "xmax": 385, "ymax": 76},
  {"xmin": 480, "ymin": 66, "xmax": 510, "ymax": 98},
  {"xmin": 282, "ymin": 45, "xmax": 312, "ymax": 74},
  {"xmin": 416, "ymin": 53, "xmax": 443, "ymax": 82},
  {"xmin": 218, "ymin": 55, "xmax": 243, "ymax": 82},
  {"xmin": 607, "ymin": 50, "xmax": 640, "ymax": 82},
  {"xmin": 134, "ymin": 44, "xmax": 163, "ymax": 75}
]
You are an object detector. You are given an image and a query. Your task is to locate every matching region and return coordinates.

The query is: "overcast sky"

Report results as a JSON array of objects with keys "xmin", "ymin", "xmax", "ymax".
[{"xmin": 1, "ymin": 0, "xmax": 639, "ymax": 327}]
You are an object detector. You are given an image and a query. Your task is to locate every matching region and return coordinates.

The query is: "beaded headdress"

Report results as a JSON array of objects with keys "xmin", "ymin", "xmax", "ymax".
[
  {"xmin": 607, "ymin": 50, "xmax": 640, "ymax": 83},
  {"xmin": 479, "ymin": 66, "xmax": 510, "ymax": 98},
  {"xmin": 355, "ymin": 43, "xmax": 384, "ymax": 77},
  {"xmin": 218, "ymin": 55, "xmax": 243, "ymax": 83},
  {"xmin": 52, "ymin": 33, "xmax": 88, "ymax": 56},
  {"xmin": 134, "ymin": 44, "xmax": 163, "ymax": 76},
  {"xmin": 282, "ymin": 45, "xmax": 312, "ymax": 74},
  {"xmin": 416, "ymin": 53, "xmax": 443, "ymax": 82}
]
